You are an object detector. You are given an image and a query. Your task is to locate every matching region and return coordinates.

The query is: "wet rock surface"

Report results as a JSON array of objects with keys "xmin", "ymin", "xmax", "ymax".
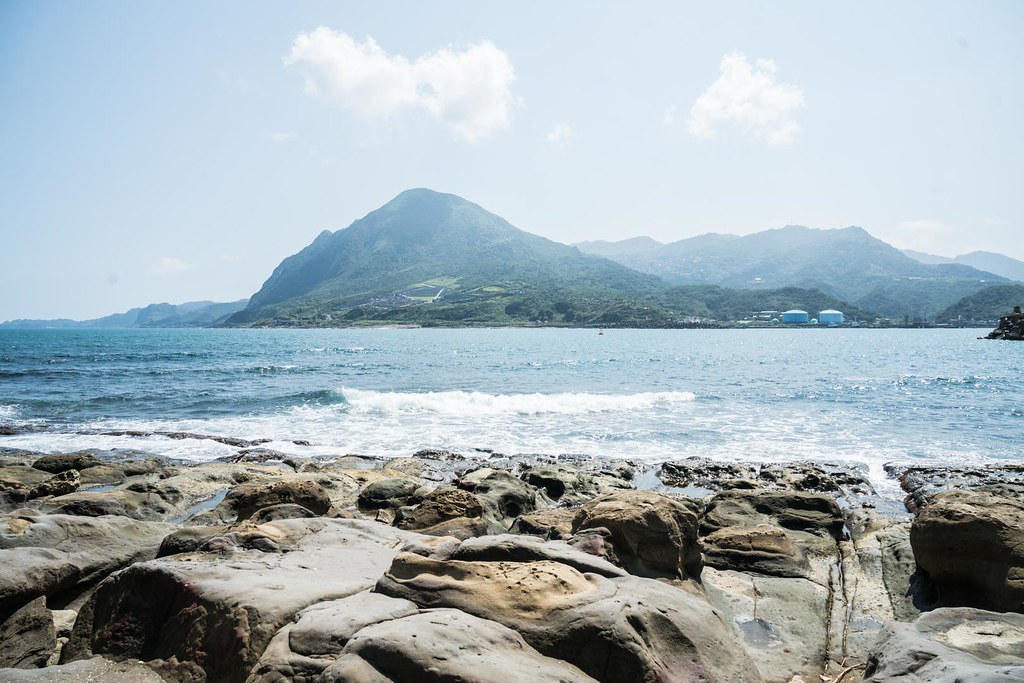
[{"xmin": 0, "ymin": 448, "xmax": 1022, "ymax": 681}]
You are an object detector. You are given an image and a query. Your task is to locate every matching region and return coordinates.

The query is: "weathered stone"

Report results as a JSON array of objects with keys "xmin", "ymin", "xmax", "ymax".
[
  {"xmin": 0, "ymin": 467, "xmax": 52, "ymax": 491},
  {"xmin": 46, "ymin": 489, "xmax": 180, "ymax": 521},
  {"xmin": 63, "ymin": 519, "xmax": 421, "ymax": 683},
  {"xmin": 450, "ymin": 534, "xmax": 627, "ymax": 578},
  {"xmin": 226, "ymin": 479, "xmax": 331, "ymax": 521},
  {"xmin": 376, "ymin": 551, "xmax": 762, "ymax": 682},
  {"xmin": 77, "ymin": 465, "xmax": 125, "ymax": 487},
  {"xmin": 0, "ymin": 513, "xmax": 171, "ymax": 625},
  {"xmin": 572, "ymin": 490, "xmax": 702, "ymax": 579},
  {"xmin": 0, "ymin": 656, "xmax": 164, "ymax": 681},
  {"xmin": 357, "ymin": 477, "xmax": 424, "ymax": 510},
  {"xmin": 31, "ymin": 453, "xmax": 102, "ymax": 474},
  {"xmin": 28, "ymin": 470, "xmax": 80, "ymax": 499},
  {"xmin": 512, "ymin": 508, "xmax": 577, "ymax": 539},
  {"xmin": 248, "ymin": 503, "xmax": 317, "ymax": 524},
  {"xmin": 702, "ymin": 524, "xmax": 809, "ymax": 578},
  {"xmin": 458, "ymin": 469, "xmax": 536, "ymax": 523},
  {"xmin": 862, "ymin": 607, "xmax": 1024, "ymax": 681},
  {"xmin": 395, "ymin": 486, "xmax": 483, "ymax": 531},
  {"xmin": 0, "ymin": 597, "xmax": 55, "ymax": 669},
  {"xmin": 321, "ymin": 609, "xmax": 599, "ymax": 683},
  {"xmin": 701, "ymin": 489, "xmax": 845, "ymax": 539},
  {"xmin": 911, "ymin": 489, "xmax": 1024, "ymax": 612}
]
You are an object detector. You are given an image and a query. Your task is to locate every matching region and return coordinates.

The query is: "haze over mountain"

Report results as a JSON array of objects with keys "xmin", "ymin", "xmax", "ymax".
[
  {"xmin": 577, "ymin": 227, "xmax": 1006, "ymax": 319},
  {"xmin": 0, "ymin": 300, "xmax": 248, "ymax": 329},
  {"xmin": 902, "ymin": 250, "xmax": 1024, "ymax": 283}
]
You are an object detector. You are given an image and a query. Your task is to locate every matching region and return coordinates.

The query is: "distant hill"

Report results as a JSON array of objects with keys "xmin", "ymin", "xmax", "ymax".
[
  {"xmin": 937, "ymin": 284, "xmax": 1024, "ymax": 323},
  {"xmin": 228, "ymin": 189, "xmax": 668, "ymax": 327},
  {"xmin": 1, "ymin": 299, "xmax": 249, "ymax": 329},
  {"xmin": 904, "ymin": 249, "xmax": 1024, "ymax": 283},
  {"xmin": 578, "ymin": 226, "xmax": 1004, "ymax": 319},
  {"xmin": 657, "ymin": 285, "xmax": 875, "ymax": 322}
]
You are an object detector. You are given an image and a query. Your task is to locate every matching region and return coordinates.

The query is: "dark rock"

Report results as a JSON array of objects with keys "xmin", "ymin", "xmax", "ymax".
[
  {"xmin": 28, "ymin": 470, "xmax": 80, "ymax": 499},
  {"xmin": 226, "ymin": 479, "xmax": 331, "ymax": 521},
  {"xmin": 511, "ymin": 508, "xmax": 577, "ymax": 539},
  {"xmin": 395, "ymin": 486, "xmax": 483, "ymax": 532},
  {"xmin": 701, "ymin": 490, "xmax": 845, "ymax": 540},
  {"xmin": 910, "ymin": 489, "xmax": 1024, "ymax": 612},
  {"xmin": 31, "ymin": 453, "xmax": 102, "ymax": 475},
  {"xmin": 249, "ymin": 503, "xmax": 318, "ymax": 523},
  {"xmin": 357, "ymin": 477, "xmax": 424, "ymax": 510},
  {"xmin": 47, "ymin": 489, "xmax": 180, "ymax": 521},
  {"xmin": 659, "ymin": 458, "xmax": 757, "ymax": 489},
  {"xmin": 76, "ymin": 465, "xmax": 125, "ymax": 487},
  {"xmin": 702, "ymin": 524, "xmax": 809, "ymax": 578},
  {"xmin": 157, "ymin": 525, "xmax": 231, "ymax": 558},
  {"xmin": 862, "ymin": 607, "xmax": 1024, "ymax": 681},
  {"xmin": 571, "ymin": 490, "xmax": 702, "ymax": 579},
  {"xmin": 0, "ymin": 597, "xmax": 55, "ymax": 669}
]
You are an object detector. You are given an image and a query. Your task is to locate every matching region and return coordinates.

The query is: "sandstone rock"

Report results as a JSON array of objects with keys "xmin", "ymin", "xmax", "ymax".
[
  {"xmin": 64, "ymin": 518, "xmax": 421, "ymax": 682},
  {"xmin": 512, "ymin": 508, "xmax": 577, "ymax": 539},
  {"xmin": 659, "ymin": 458, "xmax": 757, "ymax": 490},
  {"xmin": 376, "ymin": 551, "xmax": 762, "ymax": 682},
  {"xmin": 31, "ymin": 453, "xmax": 102, "ymax": 474},
  {"xmin": 0, "ymin": 513, "xmax": 171, "ymax": 625},
  {"xmin": 450, "ymin": 534, "xmax": 627, "ymax": 578},
  {"xmin": 156, "ymin": 525, "xmax": 231, "ymax": 558},
  {"xmin": 0, "ymin": 467, "xmax": 52, "ymax": 491},
  {"xmin": 249, "ymin": 502, "xmax": 317, "ymax": 523},
  {"xmin": 702, "ymin": 524, "xmax": 808, "ymax": 578},
  {"xmin": 46, "ymin": 489, "xmax": 180, "ymax": 521},
  {"xmin": 0, "ymin": 597, "xmax": 55, "ymax": 669},
  {"xmin": 226, "ymin": 479, "xmax": 331, "ymax": 521},
  {"xmin": 28, "ymin": 470, "xmax": 80, "ymax": 499},
  {"xmin": 321, "ymin": 609, "xmax": 599, "ymax": 683},
  {"xmin": 77, "ymin": 465, "xmax": 126, "ymax": 487},
  {"xmin": 395, "ymin": 486, "xmax": 483, "ymax": 532},
  {"xmin": 701, "ymin": 489, "xmax": 845, "ymax": 539},
  {"xmin": 862, "ymin": 607, "xmax": 1024, "ymax": 681},
  {"xmin": 0, "ymin": 656, "xmax": 164, "ymax": 681},
  {"xmin": 571, "ymin": 490, "xmax": 702, "ymax": 579},
  {"xmin": 248, "ymin": 592, "xmax": 420, "ymax": 681},
  {"xmin": 458, "ymin": 469, "xmax": 536, "ymax": 523},
  {"xmin": 357, "ymin": 477, "xmax": 424, "ymax": 510},
  {"xmin": 911, "ymin": 490, "xmax": 1024, "ymax": 612}
]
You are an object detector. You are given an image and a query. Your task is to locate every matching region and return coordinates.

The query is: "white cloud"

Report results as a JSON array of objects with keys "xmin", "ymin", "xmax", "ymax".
[
  {"xmin": 269, "ymin": 132, "xmax": 297, "ymax": 143},
  {"xmin": 687, "ymin": 52, "xmax": 805, "ymax": 147},
  {"xmin": 285, "ymin": 28, "xmax": 518, "ymax": 142},
  {"xmin": 151, "ymin": 257, "xmax": 193, "ymax": 274},
  {"xmin": 545, "ymin": 121, "xmax": 575, "ymax": 146}
]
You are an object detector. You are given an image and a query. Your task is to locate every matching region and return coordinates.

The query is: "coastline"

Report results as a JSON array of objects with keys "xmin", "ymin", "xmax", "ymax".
[{"xmin": 2, "ymin": 444, "xmax": 1021, "ymax": 681}]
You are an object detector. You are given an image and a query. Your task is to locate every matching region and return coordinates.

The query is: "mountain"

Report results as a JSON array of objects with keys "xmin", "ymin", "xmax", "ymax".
[
  {"xmin": 228, "ymin": 189, "xmax": 668, "ymax": 326},
  {"xmin": 1, "ymin": 299, "xmax": 249, "ymax": 329},
  {"xmin": 903, "ymin": 250, "xmax": 1024, "ymax": 283},
  {"xmin": 578, "ymin": 226, "xmax": 1004, "ymax": 319},
  {"xmin": 936, "ymin": 284, "xmax": 1024, "ymax": 323},
  {"xmin": 574, "ymin": 236, "xmax": 664, "ymax": 259}
]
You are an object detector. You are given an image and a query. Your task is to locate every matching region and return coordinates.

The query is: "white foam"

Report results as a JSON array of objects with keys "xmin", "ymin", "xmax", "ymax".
[
  {"xmin": 340, "ymin": 388, "xmax": 697, "ymax": 417},
  {"xmin": 0, "ymin": 404, "xmax": 19, "ymax": 420}
]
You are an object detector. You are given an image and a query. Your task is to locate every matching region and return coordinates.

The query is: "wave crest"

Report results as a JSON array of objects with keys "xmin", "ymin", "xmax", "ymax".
[{"xmin": 338, "ymin": 388, "xmax": 696, "ymax": 417}]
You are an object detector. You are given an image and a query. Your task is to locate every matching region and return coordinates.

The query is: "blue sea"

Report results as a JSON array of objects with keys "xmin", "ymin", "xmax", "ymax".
[{"xmin": 1, "ymin": 328, "xmax": 1020, "ymax": 493}]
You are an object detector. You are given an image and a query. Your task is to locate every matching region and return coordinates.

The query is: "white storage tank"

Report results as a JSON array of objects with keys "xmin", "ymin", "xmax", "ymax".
[
  {"xmin": 782, "ymin": 309, "xmax": 809, "ymax": 324},
  {"xmin": 819, "ymin": 309, "xmax": 844, "ymax": 325}
]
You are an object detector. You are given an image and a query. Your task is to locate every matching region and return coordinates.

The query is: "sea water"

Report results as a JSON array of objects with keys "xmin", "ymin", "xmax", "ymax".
[{"xmin": 1, "ymin": 328, "xmax": 1020, "ymax": 493}]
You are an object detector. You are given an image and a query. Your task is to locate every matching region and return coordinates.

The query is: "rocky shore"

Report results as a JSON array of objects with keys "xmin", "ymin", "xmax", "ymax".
[
  {"xmin": 986, "ymin": 305, "xmax": 1024, "ymax": 340},
  {"xmin": 1, "ymin": 445, "xmax": 1022, "ymax": 682}
]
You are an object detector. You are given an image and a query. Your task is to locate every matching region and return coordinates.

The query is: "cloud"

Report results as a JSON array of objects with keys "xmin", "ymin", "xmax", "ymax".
[
  {"xmin": 285, "ymin": 28, "xmax": 518, "ymax": 142},
  {"xmin": 269, "ymin": 131, "xmax": 297, "ymax": 143},
  {"xmin": 545, "ymin": 121, "xmax": 575, "ymax": 146},
  {"xmin": 687, "ymin": 52, "xmax": 805, "ymax": 147},
  {"xmin": 151, "ymin": 257, "xmax": 194, "ymax": 274}
]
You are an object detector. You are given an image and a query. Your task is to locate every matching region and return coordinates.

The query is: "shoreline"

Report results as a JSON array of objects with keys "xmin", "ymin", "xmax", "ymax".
[{"xmin": 2, "ymin": 443, "xmax": 1022, "ymax": 681}]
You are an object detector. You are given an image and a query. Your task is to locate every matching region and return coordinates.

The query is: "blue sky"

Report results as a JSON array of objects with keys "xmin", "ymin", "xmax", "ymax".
[{"xmin": 2, "ymin": 1, "xmax": 1022, "ymax": 320}]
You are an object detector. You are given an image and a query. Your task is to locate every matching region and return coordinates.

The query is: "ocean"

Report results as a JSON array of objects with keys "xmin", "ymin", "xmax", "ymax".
[{"xmin": 1, "ymin": 328, "xmax": 1020, "ymax": 494}]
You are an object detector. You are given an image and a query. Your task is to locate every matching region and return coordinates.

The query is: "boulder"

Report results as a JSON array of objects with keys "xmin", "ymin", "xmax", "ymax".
[
  {"xmin": 450, "ymin": 534, "xmax": 627, "ymax": 578},
  {"xmin": 701, "ymin": 490, "xmax": 845, "ymax": 539},
  {"xmin": 63, "ymin": 518, "xmax": 422, "ymax": 683},
  {"xmin": 0, "ymin": 513, "xmax": 171, "ymax": 624},
  {"xmin": 376, "ymin": 550, "xmax": 762, "ymax": 682},
  {"xmin": 321, "ymin": 609, "xmax": 599, "ymax": 683},
  {"xmin": 395, "ymin": 486, "xmax": 483, "ymax": 532},
  {"xmin": 571, "ymin": 490, "xmax": 701, "ymax": 579},
  {"xmin": 862, "ymin": 607, "xmax": 1024, "ymax": 681},
  {"xmin": 911, "ymin": 490, "xmax": 1024, "ymax": 612},
  {"xmin": 702, "ymin": 524, "xmax": 808, "ymax": 578},
  {"xmin": 0, "ymin": 597, "xmax": 55, "ymax": 669},
  {"xmin": 28, "ymin": 470, "xmax": 80, "ymax": 499},
  {"xmin": 225, "ymin": 479, "xmax": 331, "ymax": 521},
  {"xmin": 512, "ymin": 508, "xmax": 577, "ymax": 539},
  {"xmin": 46, "ymin": 489, "xmax": 180, "ymax": 521},
  {"xmin": 458, "ymin": 469, "xmax": 536, "ymax": 524},
  {"xmin": 77, "ymin": 465, "xmax": 126, "ymax": 487},
  {"xmin": 0, "ymin": 467, "xmax": 52, "ymax": 491},
  {"xmin": 357, "ymin": 478, "xmax": 424, "ymax": 510},
  {"xmin": 31, "ymin": 453, "xmax": 102, "ymax": 474}
]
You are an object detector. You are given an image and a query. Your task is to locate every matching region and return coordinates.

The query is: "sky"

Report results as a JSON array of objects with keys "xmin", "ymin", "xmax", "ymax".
[{"xmin": 1, "ymin": 1, "xmax": 1022, "ymax": 321}]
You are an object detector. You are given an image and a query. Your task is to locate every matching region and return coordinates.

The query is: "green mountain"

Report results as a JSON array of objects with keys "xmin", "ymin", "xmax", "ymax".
[
  {"xmin": 578, "ymin": 226, "xmax": 1004, "ymax": 319},
  {"xmin": 1, "ymin": 299, "xmax": 249, "ymax": 329},
  {"xmin": 657, "ymin": 285, "xmax": 875, "ymax": 322},
  {"xmin": 937, "ymin": 284, "xmax": 1024, "ymax": 323},
  {"xmin": 228, "ymin": 189, "xmax": 668, "ymax": 327}
]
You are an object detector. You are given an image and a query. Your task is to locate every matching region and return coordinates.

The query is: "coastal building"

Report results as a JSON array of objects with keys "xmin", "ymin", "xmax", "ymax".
[
  {"xmin": 782, "ymin": 309, "xmax": 809, "ymax": 324},
  {"xmin": 819, "ymin": 309, "xmax": 845, "ymax": 325}
]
